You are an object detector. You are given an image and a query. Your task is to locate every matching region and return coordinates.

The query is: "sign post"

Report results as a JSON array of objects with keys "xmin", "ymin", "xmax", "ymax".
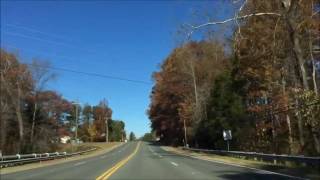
[{"xmin": 223, "ymin": 130, "xmax": 232, "ymax": 151}]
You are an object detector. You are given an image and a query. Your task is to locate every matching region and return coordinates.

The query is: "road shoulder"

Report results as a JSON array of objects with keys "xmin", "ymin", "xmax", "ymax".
[
  {"xmin": 161, "ymin": 146, "xmax": 319, "ymax": 180},
  {"xmin": 0, "ymin": 142, "xmax": 124, "ymax": 175}
]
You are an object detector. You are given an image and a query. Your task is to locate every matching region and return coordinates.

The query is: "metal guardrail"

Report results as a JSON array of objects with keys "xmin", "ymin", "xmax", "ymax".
[
  {"xmin": 182, "ymin": 147, "xmax": 320, "ymax": 166},
  {"xmin": 0, "ymin": 148, "xmax": 97, "ymax": 168}
]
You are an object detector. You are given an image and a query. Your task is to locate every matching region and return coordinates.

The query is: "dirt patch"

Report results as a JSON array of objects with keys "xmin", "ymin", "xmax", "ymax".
[{"xmin": 1, "ymin": 142, "xmax": 123, "ymax": 175}]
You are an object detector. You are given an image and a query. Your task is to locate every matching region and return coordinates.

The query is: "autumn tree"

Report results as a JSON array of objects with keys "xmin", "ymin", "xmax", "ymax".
[
  {"xmin": 149, "ymin": 41, "xmax": 228, "ymax": 146},
  {"xmin": 232, "ymin": 0, "xmax": 320, "ymax": 154},
  {"xmin": 181, "ymin": 0, "xmax": 320, "ymax": 155},
  {"xmin": 28, "ymin": 60, "xmax": 56, "ymax": 145},
  {"xmin": 92, "ymin": 99, "xmax": 112, "ymax": 142},
  {"xmin": 0, "ymin": 50, "xmax": 33, "ymax": 152}
]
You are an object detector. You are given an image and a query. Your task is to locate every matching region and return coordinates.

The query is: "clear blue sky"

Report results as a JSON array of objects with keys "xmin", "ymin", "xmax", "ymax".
[{"xmin": 1, "ymin": 0, "xmax": 235, "ymax": 137}]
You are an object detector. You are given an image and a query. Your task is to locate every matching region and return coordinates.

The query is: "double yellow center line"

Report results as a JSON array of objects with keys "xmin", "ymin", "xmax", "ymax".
[{"xmin": 96, "ymin": 141, "xmax": 141, "ymax": 180}]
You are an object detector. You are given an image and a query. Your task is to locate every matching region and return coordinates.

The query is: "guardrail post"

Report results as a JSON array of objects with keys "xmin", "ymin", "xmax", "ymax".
[
  {"xmin": 16, "ymin": 154, "xmax": 21, "ymax": 159},
  {"xmin": 33, "ymin": 153, "xmax": 37, "ymax": 158},
  {"xmin": 55, "ymin": 152, "xmax": 59, "ymax": 159},
  {"xmin": 273, "ymin": 154, "xmax": 277, "ymax": 165}
]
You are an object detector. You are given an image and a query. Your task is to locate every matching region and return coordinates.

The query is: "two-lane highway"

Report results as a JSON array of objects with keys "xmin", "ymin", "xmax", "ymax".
[
  {"xmin": 109, "ymin": 142, "xmax": 299, "ymax": 180},
  {"xmin": 1, "ymin": 142, "xmax": 136, "ymax": 180},
  {"xmin": 1, "ymin": 141, "xmax": 301, "ymax": 180}
]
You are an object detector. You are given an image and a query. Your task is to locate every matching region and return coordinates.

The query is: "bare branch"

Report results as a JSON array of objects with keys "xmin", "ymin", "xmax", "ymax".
[
  {"xmin": 187, "ymin": 12, "xmax": 282, "ymax": 38},
  {"xmin": 235, "ymin": 0, "xmax": 248, "ymax": 39},
  {"xmin": 312, "ymin": 9, "xmax": 320, "ymax": 17},
  {"xmin": 192, "ymin": 12, "xmax": 281, "ymax": 29}
]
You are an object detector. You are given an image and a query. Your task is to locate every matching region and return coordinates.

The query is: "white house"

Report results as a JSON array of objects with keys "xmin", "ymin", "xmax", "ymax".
[{"xmin": 60, "ymin": 136, "xmax": 71, "ymax": 144}]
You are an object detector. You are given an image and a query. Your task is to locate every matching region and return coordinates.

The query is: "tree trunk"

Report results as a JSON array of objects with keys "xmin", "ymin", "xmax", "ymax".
[
  {"xmin": 310, "ymin": 110, "xmax": 320, "ymax": 153},
  {"xmin": 309, "ymin": 30, "xmax": 318, "ymax": 96},
  {"xmin": 286, "ymin": 0, "xmax": 309, "ymax": 91},
  {"xmin": 286, "ymin": 0, "xmax": 309, "ymax": 153},
  {"xmin": 312, "ymin": 130, "xmax": 320, "ymax": 153},
  {"xmin": 0, "ymin": 74, "xmax": 24, "ymax": 150},
  {"xmin": 183, "ymin": 117, "xmax": 188, "ymax": 147},
  {"xmin": 30, "ymin": 102, "xmax": 38, "ymax": 144},
  {"xmin": 190, "ymin": 60, "xmax": 199, "ymax": 109},
  {"xmin": 296, "ymin": 98, "xmax": 305, "ymax": 148},
  {"xmin": 281, "ymin": 75, "xmax": 295, "ymax": 154},
  {"xmin": 292, "ymin": 31, "xmax": 309, "ymax": 90},
  {"xmin": 16, "ymin": 83, "xmax": 24, "ymax": 143},
  {"xmin": 286, "ymin": 114, "xmax": 294, "ymax": 153},
  {"xmin": 0, "ymin": 104, "xmax": 7, "ymax": 153},
  {"xmin": 272, "ymin": 113, "xmax": 278, "ymax": 153}
]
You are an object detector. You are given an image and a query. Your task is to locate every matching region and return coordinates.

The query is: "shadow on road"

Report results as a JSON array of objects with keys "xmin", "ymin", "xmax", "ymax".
[
  {"xmin": 216, "ymin": 170, "xmax": 293, "ymax": 180},
  {"xmin": 144, "ymin": 141, "xmax": 162, "ymax": 146}
]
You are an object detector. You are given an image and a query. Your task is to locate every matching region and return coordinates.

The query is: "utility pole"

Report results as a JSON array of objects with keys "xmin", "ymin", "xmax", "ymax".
[
  {"xmin": 72, "ymin": 101, "xmax": 80, "ymax": 144},
  {"xmin": 105, "ymin": 116, "xmax": 108, "ymax": 143},
  {"xmin": 75, "ymin": 103, "xmax": 78, "ymax": 143},
  {"xmin": 101, "ymin": 99, "xmax": 109, "ymax": 143},
  {"xmin": 183, "ymin": 118, "xmax": 188, "ymax": 147},
  {"xmin": 121, "ymin": 130, "xmax": 124, "ymax": 142}
]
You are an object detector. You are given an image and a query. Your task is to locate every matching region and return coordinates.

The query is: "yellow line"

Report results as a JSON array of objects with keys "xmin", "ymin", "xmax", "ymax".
[{"xmin": 96, "ymin": 141, "xmax": 141, "ymax": 180}]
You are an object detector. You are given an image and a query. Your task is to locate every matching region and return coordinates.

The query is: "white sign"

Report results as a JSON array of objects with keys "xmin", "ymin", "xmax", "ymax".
[{"xmin": 223, "ymin": 130, "xmax": 232, "ymax": 141}]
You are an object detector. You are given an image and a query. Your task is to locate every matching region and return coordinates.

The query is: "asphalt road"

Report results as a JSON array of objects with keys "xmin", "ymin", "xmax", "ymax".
[{"xmin": 1, "ymin": 141, "xmax": 300, "ymax": 180}]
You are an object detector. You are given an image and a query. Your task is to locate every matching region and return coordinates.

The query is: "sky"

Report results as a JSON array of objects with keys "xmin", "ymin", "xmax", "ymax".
[{"xmin": 1, "ymin": 0, "xmax": 235, "ymax": 137}]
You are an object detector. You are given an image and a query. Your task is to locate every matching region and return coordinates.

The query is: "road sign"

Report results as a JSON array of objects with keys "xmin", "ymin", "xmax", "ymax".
[
  {"xmin": 223, "ymin": 130, "xmax": 232, "ymax": 141},
  {"xmin": 223, "ymin": 130, "xmax": 232, "ymax": 151}
]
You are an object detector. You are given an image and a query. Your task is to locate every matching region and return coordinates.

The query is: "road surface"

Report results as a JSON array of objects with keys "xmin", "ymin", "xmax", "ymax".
[{"xmin": 1, "ymin": 141, "xmax": 300, "ymax": 180}]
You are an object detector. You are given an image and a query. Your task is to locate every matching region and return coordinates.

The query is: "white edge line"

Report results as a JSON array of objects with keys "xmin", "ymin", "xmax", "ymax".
[
  {"xmin": 163, "ymin": 149, "xmax": 307, "ymax": 180},
  {"xmin": 170, "ymin": 161, "xmax": 178, "ymax": 166},
  {"xmin": 148, "ymin": 146, "xmax": 155, "ymax": 153},
  {"xmin": 74, "ymin": 161, "xmax": 86, "ymax": 166}
]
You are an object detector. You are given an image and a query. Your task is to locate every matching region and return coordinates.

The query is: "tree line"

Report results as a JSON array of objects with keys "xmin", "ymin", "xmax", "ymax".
[
  {"xmin": 148, "ymin": 0, "xmax": 320, "ymax": 156},
  {"xmin": 0, "ymin": 50, "xmax": 125, "ymax": 155}
]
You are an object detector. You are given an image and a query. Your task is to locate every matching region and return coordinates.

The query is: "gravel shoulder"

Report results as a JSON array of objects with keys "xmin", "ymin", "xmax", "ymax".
[{"xmin": 0, "ymin": 142, "xmax": 123, "ymax": 175}]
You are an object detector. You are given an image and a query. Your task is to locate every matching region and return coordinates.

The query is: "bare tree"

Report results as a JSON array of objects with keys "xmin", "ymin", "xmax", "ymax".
[
  {"xmin": 0, "ymin": 50, "xmax": 33, "ymax": 152},
  {"xmin": 29, "ymin": 60, "xmax": 56, "ymax": 145}
]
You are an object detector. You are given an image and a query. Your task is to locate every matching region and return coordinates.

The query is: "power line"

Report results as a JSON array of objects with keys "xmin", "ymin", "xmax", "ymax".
[
  {"xmin": 2, "ymin": 25, "xmax": 151, "ymax": 85},
  {"xmin": 5, "ymin": 23, "xmax": 72, "ymax": 41},
  {"xmin": 25, "ymin": 63, "xmax": 152, "ymax": 85},
  {"xmin": 1, "ymin": 29, "xmax": 107, "ymax": 56},
  {"xmin": 3, "ymin": 31, "xmax": 74, "ymax": 48}
]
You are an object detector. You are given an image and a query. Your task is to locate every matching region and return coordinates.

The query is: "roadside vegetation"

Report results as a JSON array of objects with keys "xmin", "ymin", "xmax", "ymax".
[
  {"xmin": 129, "ymin": 132, "xmax": 136, "ymax": 141},
  {"xmin": 148, "ymin": 0, "xmax": 320, "ymax": 156},
  {"xmin": 140, "ymin": 132, "xmax": 155, "ymax": 141},
  {"xmin": 0, "ymin": 50, "xmax": 126, "ymax": 155}
]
